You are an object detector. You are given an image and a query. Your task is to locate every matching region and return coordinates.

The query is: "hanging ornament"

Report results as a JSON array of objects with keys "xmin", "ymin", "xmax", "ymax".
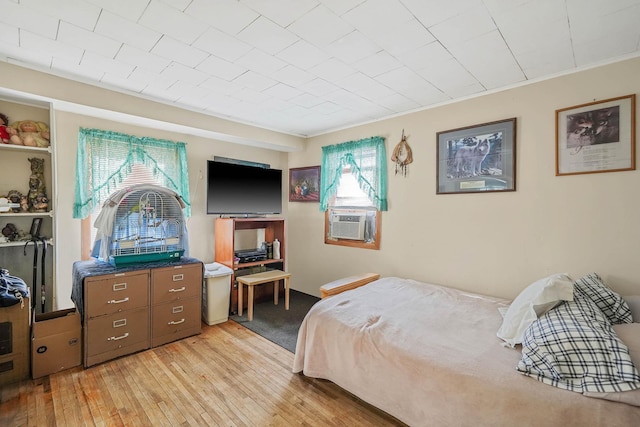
[{"xmin": 391, "ymin": 129, "xmax": 413, "ymax": 177}]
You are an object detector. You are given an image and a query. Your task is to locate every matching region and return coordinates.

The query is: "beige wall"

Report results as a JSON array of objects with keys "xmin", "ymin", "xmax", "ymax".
[
  {"xmin": 288, "ymin": 57, "xmax": 640, "ymax": 299},
  {"xmin": 2, "ymin": 57, "xmax": 640, "ymax": 309}
]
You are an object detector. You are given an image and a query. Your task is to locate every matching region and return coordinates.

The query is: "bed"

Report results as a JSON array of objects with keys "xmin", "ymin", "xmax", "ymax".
[{"xmin": 292, "ymin": 275, "xmax": 640, "ymax": 426}]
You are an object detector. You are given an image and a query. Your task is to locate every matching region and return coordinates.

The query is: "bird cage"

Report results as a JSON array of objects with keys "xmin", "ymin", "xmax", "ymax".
[{"xmin": 92, "ymin": 185, "xmax": 188, "ymax": 266}]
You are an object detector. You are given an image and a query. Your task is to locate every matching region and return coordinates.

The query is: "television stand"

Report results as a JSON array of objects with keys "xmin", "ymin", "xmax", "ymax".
[{"xmin": 214, "ymin": 217, "xmax": 285, "ymax": 314}]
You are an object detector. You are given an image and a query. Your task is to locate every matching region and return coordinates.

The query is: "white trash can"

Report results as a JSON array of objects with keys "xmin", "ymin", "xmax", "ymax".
[{"xmin": 202, "ymin": 262, "xmax": 233, "ymax": 326}]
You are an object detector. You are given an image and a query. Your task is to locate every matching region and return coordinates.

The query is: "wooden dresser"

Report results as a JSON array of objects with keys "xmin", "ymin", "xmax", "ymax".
[{"xmin": 72, "ymin": 258, "xmax": 203, "ymax": 367}]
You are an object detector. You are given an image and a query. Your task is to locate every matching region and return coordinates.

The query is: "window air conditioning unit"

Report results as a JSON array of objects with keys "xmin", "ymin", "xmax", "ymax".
[{"xmin": 330, "ymin": 212, "xmax": 366, "ymax": 240}]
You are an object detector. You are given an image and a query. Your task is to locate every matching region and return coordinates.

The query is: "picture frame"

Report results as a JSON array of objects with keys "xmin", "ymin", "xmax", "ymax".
[
  {"xmin": 555, "ymin": 94, "xmax": 636, "ymax": 176},
  {"xmin": 30, "ymin": 217, "xmax": 42, "ymax": 238},
  {"xmin": 289, "ymin": 166, "xmax": 321, "ymax": 202},
  {"xmin": 436, "ymin": 118, "xmax": 517, "ymax": 194}
]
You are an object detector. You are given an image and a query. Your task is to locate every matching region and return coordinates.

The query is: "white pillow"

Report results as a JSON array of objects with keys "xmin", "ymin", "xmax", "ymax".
[
  {"xmin": 497, "ymin": 273, "xmax": 574, "ymax": 347},
  {"xmin": 624, "ymin": 295, "xmax": 640, "ymax": 322}
]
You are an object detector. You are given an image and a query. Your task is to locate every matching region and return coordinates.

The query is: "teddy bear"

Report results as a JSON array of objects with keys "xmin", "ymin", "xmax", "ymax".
[
  {"xmin": 0, "ymin": 112, "xmax": 12, "ymax": 144},
  {"xmin": 9, "ymin": 120, "xmax": 50, "ymax": 147}
]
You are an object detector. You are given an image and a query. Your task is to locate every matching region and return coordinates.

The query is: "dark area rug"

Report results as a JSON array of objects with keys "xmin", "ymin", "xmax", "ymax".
[{"xmin": 230, "ymin": 289, "xmax": 320, "ymax": 353}]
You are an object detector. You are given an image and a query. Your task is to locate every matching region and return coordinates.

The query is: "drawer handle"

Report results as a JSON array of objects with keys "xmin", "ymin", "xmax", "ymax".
[
  {"xmin": 169, "ymin": 287, "xmax": 186, "ymax": 293},
  {"xmin": 113, "ymin": 282, "xmax": 127, "ymax": 291},
  {"xmin": 172, "ymin": 306, "xmax": 184, "ymax": 314},
  {"xmin": 113, "ymin": 319, "xmax": 127, "ymax": 328},
  {"xmin": 108, "ymin": 297, "xmax": 129, "ymax": 304},
  {"xmin": 168, "ymin": 319, "xmax": 185, "ymax": 325},
  {"xmin": 172, "ymin": 274, "xmax": 184, "ymax": 282},
  {"xmin": 107, "ymin": 332, "xmax": 129, "ymax": 341}
]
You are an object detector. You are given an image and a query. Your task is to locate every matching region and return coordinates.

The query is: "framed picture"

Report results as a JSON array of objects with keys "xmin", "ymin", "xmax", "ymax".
[
  {"xmin": 436, "ymin": 118, "xmax": 517, "ymax": 194},
  {"xmin": 30, "ymin": 217, "xmax": 42, "ymax": 238},
  {"xmin": 289, "ymin": 166, "xmax": 320, "ymax": 202},
  {"xmin": 556, "ymin": 94, "xmax": 636, "ymax": 176}
]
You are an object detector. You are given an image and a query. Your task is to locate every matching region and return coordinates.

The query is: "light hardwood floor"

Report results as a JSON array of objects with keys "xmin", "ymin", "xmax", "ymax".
[{"xmin": 1, "ymin": 321, "xmax": 405, "ymax": 426}]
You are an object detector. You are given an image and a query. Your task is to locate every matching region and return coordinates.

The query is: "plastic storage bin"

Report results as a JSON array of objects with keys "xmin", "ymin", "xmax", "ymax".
[{"xmin": 202, "ymin": 262, "xmax": 233, "ymax": 325}]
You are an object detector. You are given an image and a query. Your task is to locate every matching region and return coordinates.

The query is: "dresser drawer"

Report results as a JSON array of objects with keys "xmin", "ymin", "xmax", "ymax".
[
  {"xmin": 152, "ymin": 264, "xmax": 201, "ymax": 304},
  {"xmin": 85, "ymin": 271, "xmax": 149, "ymax": 318},
  {"xmin": 151, "ymin": 297, "xmax": 200, "ymax": 347},
  {"xmin": 85, "ymin": 308, "xmax": 149, "ymax": 357}
]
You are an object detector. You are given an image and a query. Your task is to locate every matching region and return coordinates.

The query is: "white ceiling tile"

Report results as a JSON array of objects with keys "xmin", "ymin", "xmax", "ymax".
[
  {"xmin": 287, "ymin": 5, "xmax": 353, "ymax": 46},
  {"xmin": 1, "ymin": 0, "xmax": 640, "ymax": 137},
  {"xmin": 263, "ymin": 83, "xmax": 304, "ymax": 100},
  {"xmin": 343, "ymin": 0, "xmax": 414, "ymax": 35},
  {"xmin": 81, "ymin": 51, "xmax": 134, "ymax": 78},
  {"xmin": 237, "ymin": 16, "xmax": 299, "ymax": 55},
  {"xmin": 20, "ymin": 30, "xmax": 84, "ymax": 63},
  {"xmin": 325, "ymin": 30, "xmax": 381, "ymax": 64},
  {"xmin": 139, "ymin": 1, "xmax": 208, "ymax": 44},
  {"xmin": 232, "ymin": 70, "xmax": 277, "ymax": 91},
  {"xmin": 235, "ymin": 49, "xmax": 287, "ymax": 75},
  {"xmin": 290, "ymin": 92, "xmax": 323, "ymax": 108},
  {"xmin": 240, "ymin": 0, "xmax": 318, "ymax": 27},
  {"xmin": 322, "ymin": 0, "xmax": 365, "ymax": 16},
  {"xmin": 353, "ymin": 51, "xmax": 403, "ymax": 78},
  {"xmin": 276, "ymin": 40, "xmax": 330, "ymax": 70},
  {"xmin": 270, "ymin": 64, "xmax": 315, "ymax": 87},
  {"xmin": 58, "ymin": 22, "xmax": 122, "ymax": 58},
  {"xmin": 84, "ymin": 0, "xmax": 149, "ymax": 21},
  {"xmin": 403, "ymin": 0, "xmax": 484, "ymax": 28},
  {"xmin": 2, "ymin": 45, "xmax": 52, "ymax": 69},
  {"xmin": 161, "ymin": 62, "xmax": 209, "ymax": 85},
  {"xmin": 309, "ymin": 58, "xmax": 357, "ymax": 81},
  {"xmin": 130, "ymin": 67, "xmax": 175, "ymax": 90},
  {"xmin": 152, "ymin": 36, "xmax": 208, "ymax": 68},
  {"xmin": 21, "ymin": 0, "xmax": 101, "ymax": 31},
  {"xmin": 0, "ymin": 24, "xmax": 19, "ymax": 46},
  {"xmin": 197, "ymin": 55, "xmax": 248, "ymax": 81},
  {"xmin": 193, "ymin": 27, "xmax": 253, "ymax": 62},
  {"xmin": 0, "ymin": 0, "xmax": 58, "ymax": 39},
  {"xmin": 101, "ymin": 72, "xmax": 148, "ymax": 92},
  {"xmin": 374, "ymin": 93, "xmax": 420, "ymax": 113},
  {"xmin": 298, "ymin": 78, "xmax": 341, "ymax": 96},
  {"xmin": 185, "ymin": 0, "xmax": 259, "ymax": 35},
  {"xmin": 337, "ymin": 73, "xmax": 396, "ymax": 102},
  {"xmin": 116, "ymin": 44, "xmax": 171, "ymax": 73},
  {"xmin": 415, "ymin": 57, "xmax": 478, "ymax": 94},
  {"xmin": 51, "ymin": 56, "xmax": 104, "ymax": 81},
  {"xmin": 376, "ymin": 66, "xmax": 447, "ymax": 103},
  {"xmin": 95, "ymin": 10, "xmax": 162, "ymax": 51},
  {"xmin": 159, "ymin": 0, "xmax": 192, "ymax": 11},
  {"xmin": 429, "ymin": 5, "xmax": 497, "ymax": 47},
  {"xmin": 369, "ymin": 18, "xmax": 436, "ymax": 56},
  {"xmin": 200, "ymin": 75, "xmax": 242, "ymax": 95}
]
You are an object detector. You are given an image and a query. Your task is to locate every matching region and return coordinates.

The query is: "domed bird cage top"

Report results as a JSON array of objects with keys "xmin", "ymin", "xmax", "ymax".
[{"xmin": 93, "ymin": 184, "xmax": 189, "ymax": 266}]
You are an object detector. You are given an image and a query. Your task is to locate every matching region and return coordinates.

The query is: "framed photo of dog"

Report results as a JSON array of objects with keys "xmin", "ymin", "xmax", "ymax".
[
  {"xmin": 436, "ymin": 118, "xmax": 516, "ymax": 194},
  {"xmin": 555, "ymin": 94, "xmax": 635, "ymax": 176}
]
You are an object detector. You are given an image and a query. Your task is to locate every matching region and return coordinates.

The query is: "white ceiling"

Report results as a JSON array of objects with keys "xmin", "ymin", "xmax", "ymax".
[{"xmin": 1, "ymin": 0, "xmax": 640, "ymax": 137}]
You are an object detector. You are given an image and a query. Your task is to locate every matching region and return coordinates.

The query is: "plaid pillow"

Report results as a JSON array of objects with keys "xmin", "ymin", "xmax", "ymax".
[
  {"xmin": 574, "ymin": 273, "xmax": 632, "ymax": 324},
  {"xmin": 517, "ymin": 293, "xmax": 640, "ymax": 393}
]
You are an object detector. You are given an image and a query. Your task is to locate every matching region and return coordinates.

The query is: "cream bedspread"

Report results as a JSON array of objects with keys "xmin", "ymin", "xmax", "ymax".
[{"xmin": 292, "ymin": 277, "xmax": 640, "ymax": 427}]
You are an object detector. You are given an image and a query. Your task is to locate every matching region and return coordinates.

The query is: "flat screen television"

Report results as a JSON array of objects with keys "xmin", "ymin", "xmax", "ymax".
[{"xmin": 206, "ymin": 160, "xmax": 282, "ymax": 215}]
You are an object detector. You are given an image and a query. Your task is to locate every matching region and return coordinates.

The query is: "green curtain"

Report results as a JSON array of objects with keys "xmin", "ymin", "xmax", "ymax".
[
  {"xmin": 73, "ymin": 128, "xmax": 191, "ymax": 219},
  {"xmin": 320, "ymin": 136, "xmax": 388, "ymax": 211}
]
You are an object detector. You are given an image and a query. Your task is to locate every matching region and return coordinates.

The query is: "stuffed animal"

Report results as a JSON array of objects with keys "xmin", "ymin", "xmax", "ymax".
[
  {"xmin": 9, "ymin": 120, "xmax": 50, "ymax": 147},
  {"xmin": 27, "ymin": 158, "xmax": 48, "ymax": 212},
  {"xmin": 0, "ymin": 113, "xmax": 11, "ymax": 144}
]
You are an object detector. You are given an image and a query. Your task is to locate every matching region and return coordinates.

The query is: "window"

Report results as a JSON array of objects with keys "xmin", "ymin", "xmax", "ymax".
[
  {"xmin": 73, "ymin": 128, "xmax": 190, "ymax": 259},
  {"xmin": 320, "ymin": 136, "xmax": 387, "ymax": 249}
]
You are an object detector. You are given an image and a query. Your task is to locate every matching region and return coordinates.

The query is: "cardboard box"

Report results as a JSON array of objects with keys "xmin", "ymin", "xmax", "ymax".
[
  {"xmin": 31, "ymin": 308, "xmax": 81, "ymax": 379},
  {"xmin": 0, "ymin": 298, "xmax": 30, "ymax": 386}
]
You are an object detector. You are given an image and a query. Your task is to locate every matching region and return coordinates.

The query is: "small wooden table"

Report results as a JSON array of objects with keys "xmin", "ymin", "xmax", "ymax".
[{"xmin": 236, "ymin": 270, "xmax": 291, "ymax": 321}]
